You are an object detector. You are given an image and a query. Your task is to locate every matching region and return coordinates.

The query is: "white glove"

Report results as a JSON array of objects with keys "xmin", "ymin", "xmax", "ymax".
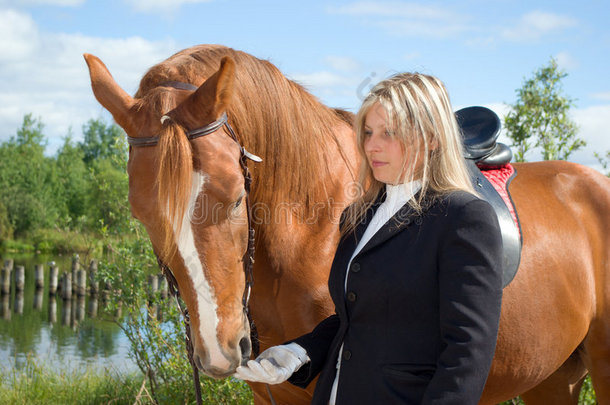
[{"xmin": 234, "ymin": 342, "xmax": 310, "ymax": 384}]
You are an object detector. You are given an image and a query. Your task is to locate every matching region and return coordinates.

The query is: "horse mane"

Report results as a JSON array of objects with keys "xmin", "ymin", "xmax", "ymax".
[{"xmin": 134, "ymin": 45, "xmax": 353, "ymax": 216}]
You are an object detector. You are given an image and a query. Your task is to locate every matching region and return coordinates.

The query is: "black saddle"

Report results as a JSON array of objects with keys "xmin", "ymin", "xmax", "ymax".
[
  {"xmin": 455, "ymin": 106, "xmax": 522, "ymax": 288},
  {"xmin": 457, "ymin": 106, "xmax": 512, "ymax": 168}
]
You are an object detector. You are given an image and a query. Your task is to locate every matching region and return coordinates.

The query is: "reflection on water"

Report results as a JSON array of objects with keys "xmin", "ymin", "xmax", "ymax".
[{"xmin": 0, "ymin": 253, "xmax": 136, "ymax": 373}]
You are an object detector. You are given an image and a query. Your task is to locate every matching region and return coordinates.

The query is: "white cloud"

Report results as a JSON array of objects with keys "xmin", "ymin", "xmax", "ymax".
[
  {"xmin": 290, "ymin": 71, "xmax": 354, "ymax": 89},
  {"xmin": 328, "ymin": 1, "xmax": 454, "ymax": 19},
  {"xmin": 327, "ymin": 1, "xmax": 470, "ymax": 39},
  {"xmin": 554, "ymin": 51, "xmax": 578, "ymax": 70},
  {"xmin": 591, "ymin": 92, "xmax": 610, "ymax": 101},
  {"xmin": 0, "ymin": 0, "xmax": 84, "ymax": 5},
  {"xmin": 402, "ymin": 52, "xmax": 420, "ymax": 61},
  {"xmin": 502, "ymin": 11, "xmax": 578, "ymax": 42},
  {"xmin": 0, "ymin": 9, "xmax": 38, "ymax": 61},
  {"xmin": 0, "ymin": 8, "xmax": 179, "ymax": 153},
  {"xmin": 324, "ymin": 56, "xmax": 359, "ymax": 72},
  {"xmin": 124, "ymin": 0, "xmax": 212, "ymax": 13},
  {"xmin": 571, "ymin": 104, "xmax": 610, "ymax": 170}
]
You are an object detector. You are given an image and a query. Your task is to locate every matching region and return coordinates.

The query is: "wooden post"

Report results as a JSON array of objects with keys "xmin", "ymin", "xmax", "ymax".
[
  {"xmin": 76, "ymin": 295, "xmax": 85, "ymax": 322},
  {"xmin": 48, "ymin": 264, "xmax": 59, "ymax": 295},
  {"xmin": 88, "ymin": 295, "xmax": 98, "ymax": 318},
  {"xmin": 48, "ymin": 296, "xmax": 57, "ymax": 323},
  {"xmin": 61, "ymin": 272, "xmax": 72, "ymax": 300},
  {"xmin": 14, "ymin": 265, "xmax": 25, "ymax": 292},
  {"xmin": 34, "ymin": 288, "xmax": 43, "ymax": 311},
  {"xmin": 76, "ymin": 269, "xmax": 87, "ymax": 296},
  {"xmin": 148, "ymin": 275, "xmax": 159, "ymax": 320},
  {"xmin": 1, "ymin": 294, "xmax": 10, "ymax": 320},
  {"xmin": 0, "ymin": 267, "xmax": 10, "ymax": 295},
  {"xmin": 88, "ymin": 260, "xmax": 98, "ymax": 294},
  {"xmin": 34, "ymin": 264, "xmax": 44, "ymax": 289},
  {"xmin": 158, "ymin": 274, "xmax": 168, "ymax": 299},
  {"xmin": 14, "ymin": 291, "xmax": 24, "ymax": 315},
  {"xmin": 148, "ymin": 274, "xmax": 159, "ymax": 298},
  {"xmin": 71, "ymin": 255, "xmax": 80, "ymax": 293},
  {"xmin": 61, "ymin": 297, "xmax": 71, "ymax": 326},
  {"xmin": 3, "ymin": 259, "xmax": 13, "ymax": 272}
]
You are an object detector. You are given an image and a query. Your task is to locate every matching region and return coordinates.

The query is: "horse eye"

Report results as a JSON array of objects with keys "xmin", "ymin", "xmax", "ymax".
[{"xmin": 234, "ymin": 197, "xmax": 243, "ymax": 209}]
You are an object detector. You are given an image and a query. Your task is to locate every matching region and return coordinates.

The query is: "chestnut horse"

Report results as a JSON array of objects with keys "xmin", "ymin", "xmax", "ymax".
[{"xmin": 84, "ymin": 45, "xmax": 610, "ymax": 404}]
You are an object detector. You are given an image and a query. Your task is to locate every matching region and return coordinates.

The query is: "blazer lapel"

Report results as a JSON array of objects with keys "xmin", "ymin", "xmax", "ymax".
[
  {"xmin": 355, "ymin": 202, "xmax": 416, "ymax": 258},
  {"xmin": 355, "ymin": 190, "xmax": 433, "ymax": 258}
]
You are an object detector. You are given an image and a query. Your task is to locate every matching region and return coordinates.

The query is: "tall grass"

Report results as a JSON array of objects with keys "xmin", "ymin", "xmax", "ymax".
[
  {"xmin": 0, "ymin": 356, "xmax": 144, "ymax": 404},
  {"xmin": 0, "ymin": 355, "xmax": 253, "ymax": 405}
]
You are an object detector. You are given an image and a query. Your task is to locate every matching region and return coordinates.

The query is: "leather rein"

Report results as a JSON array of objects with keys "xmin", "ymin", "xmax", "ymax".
[{"xmin": 127, "ymin": 81, "xmax": 262, "ymax": 405}]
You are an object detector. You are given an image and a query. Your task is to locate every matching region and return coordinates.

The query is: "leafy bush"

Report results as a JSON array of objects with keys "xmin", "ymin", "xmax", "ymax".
[{"xmin": 96, "ymin": 221, "xmax": 253, "ymax": 404}]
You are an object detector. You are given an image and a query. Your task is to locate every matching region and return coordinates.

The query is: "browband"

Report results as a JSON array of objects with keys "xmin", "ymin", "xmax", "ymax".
[{"xmin": 127, "ymin": 113, "xmax": 229, "ymax": 147}]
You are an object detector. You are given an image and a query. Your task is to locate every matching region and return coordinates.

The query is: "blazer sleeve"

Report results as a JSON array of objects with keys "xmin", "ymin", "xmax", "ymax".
[
  {"xmin": 286, "ymin": 313, "xmax": 340, "ymax": 388},
  {"xmin": 422, "ymin": 197, "xmax": 503, "ymax": 405}
]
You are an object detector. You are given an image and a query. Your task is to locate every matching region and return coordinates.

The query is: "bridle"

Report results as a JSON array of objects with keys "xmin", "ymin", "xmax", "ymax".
[{"xmin": 128, "ymin": 81, "xmax": 262, "ymax": 405}]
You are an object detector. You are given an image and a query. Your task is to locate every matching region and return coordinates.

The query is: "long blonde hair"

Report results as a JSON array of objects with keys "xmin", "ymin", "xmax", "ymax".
[{"xmin": 341, "ymin": 72, "xmax": 475, "ymax": 236}]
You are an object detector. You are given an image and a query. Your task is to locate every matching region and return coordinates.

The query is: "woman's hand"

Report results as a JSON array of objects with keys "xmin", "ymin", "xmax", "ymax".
[{"xmin": 233, "ymin": 342, "xmax": 309, "ymax": 384}]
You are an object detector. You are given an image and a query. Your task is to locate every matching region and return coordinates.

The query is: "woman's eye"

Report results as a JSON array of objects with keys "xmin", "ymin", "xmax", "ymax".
[{"xmin": 364, "ymin": 130, "xmax": 372, "ymax": 137}]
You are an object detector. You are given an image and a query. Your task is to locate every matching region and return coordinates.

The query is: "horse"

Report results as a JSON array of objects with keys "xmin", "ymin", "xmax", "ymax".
[{"xmin": 84, "ymin": 45, "xmax": 610, "ymax": 404}]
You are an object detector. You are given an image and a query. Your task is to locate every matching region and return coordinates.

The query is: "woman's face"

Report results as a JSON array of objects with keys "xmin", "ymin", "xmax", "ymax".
[{"xmin": 363, "ymin": 102, "xmax": 423, "ymax": 184}]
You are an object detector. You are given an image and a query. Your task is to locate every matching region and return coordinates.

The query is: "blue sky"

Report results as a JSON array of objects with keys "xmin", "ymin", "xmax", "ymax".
[{"xmin": 1, "ymin": 0, "xmax": 609, "ymax": 170}]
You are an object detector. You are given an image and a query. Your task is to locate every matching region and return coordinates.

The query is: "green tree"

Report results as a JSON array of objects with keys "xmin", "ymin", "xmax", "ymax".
[
  {"xmin": 55, "ymin": 134, "xmax": 91, "ymax": 226},
  {"xmin": 594, "ymin": 150, "xmax": 610, "ymax": 177},
  {"xmin": 75, "ymin": 117, "xmax": 130, "ymax": 233},
  {"xmin": 80, "ymin": 118, "xmax": 126, "ymax": 166},
  {"xmin": 504, "ymin": 58, "xmax": 585, "ymax": 162},
  {"xmin": 88, "ymin": 158, "xmax": 130, "ymax": 233},
  {"xmin": 0, "ymin": 114, "xmax": 59, "ymax": 236}
]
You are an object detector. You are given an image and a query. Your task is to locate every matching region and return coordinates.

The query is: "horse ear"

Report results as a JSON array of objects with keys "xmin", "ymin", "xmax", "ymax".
[
  {"xmin": 176, "ymin": 56, "xmax": 235, "ymax": 123},
  {"xmin": 83, "ymin": 53, "xmax": 135, "ymax": 133},
  {"xmin": 212, "ymin": 56, "xmax": 235, "ymax": 114}
]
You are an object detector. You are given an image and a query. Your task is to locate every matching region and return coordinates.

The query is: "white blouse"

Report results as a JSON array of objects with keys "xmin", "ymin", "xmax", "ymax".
[{"xmin": 329, "ymin": 180, "xmax": 422, "ymax": 405}]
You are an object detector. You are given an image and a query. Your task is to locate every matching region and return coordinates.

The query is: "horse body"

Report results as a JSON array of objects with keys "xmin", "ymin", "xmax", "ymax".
[
  {"xmin": 481, "ymin": 161, "xmax": 609, "ymax": 404},
  {"xmin": 85, "ymin": 45, "xmax": 610, "ymax": 404}
]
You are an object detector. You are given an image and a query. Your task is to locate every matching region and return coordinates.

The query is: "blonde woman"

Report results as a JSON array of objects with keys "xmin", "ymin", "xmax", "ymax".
[{"xmin": 236, "ymin": 73, "xmax": 503, "ymax": 405}]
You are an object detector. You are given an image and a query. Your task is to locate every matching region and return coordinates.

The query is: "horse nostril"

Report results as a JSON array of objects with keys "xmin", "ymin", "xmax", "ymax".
[
  {"xmin": 193, "ymin": 354, "xmax": 204, "ymax": 371},
  {"xmin": 239, "ymin": 336, "xmax": 252, "ymax": 363}
]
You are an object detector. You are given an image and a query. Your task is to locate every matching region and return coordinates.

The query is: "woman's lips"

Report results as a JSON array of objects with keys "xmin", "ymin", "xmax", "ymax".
[{"xmin": 370, "ymin": 160, "xmax": 387, "ymax": 168}]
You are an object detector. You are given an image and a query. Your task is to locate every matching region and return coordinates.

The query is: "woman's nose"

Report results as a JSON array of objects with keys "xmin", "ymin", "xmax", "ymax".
[{"xmin": 364, "ymin": 134, "xmax": 381, "ymax": 152}]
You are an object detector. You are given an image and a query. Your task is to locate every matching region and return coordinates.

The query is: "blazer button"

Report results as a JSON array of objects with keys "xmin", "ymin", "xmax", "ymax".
[
  {"xmin": 342, "ymin": 350, "xmax": 352, "ymax": 361},
  {"xmin": 351, "ymin": 262, "xmax": 360, "ymax": 273},
  {"xmin": 346, "ymin": 291, "xmax": 356, "ymax": 302}
]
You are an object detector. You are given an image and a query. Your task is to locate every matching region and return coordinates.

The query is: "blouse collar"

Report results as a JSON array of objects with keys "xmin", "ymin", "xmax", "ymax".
[{"xmin": 384, "ymin": 180, "xmax": 422, "ymax": 209}]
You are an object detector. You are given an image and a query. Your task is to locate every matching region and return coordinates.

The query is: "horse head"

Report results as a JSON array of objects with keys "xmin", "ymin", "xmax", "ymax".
[{"xmin": 84, "ymin": 53, "xmax": 254, "ymax": 378}]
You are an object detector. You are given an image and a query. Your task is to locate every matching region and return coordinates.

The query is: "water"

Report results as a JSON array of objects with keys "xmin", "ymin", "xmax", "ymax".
[{"xmin": 0, "ymin": 253, "xmax": 137, "ymax": 373}]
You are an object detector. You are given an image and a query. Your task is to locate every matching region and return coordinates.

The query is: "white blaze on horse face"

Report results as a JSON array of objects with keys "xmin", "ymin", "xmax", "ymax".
[{"xmin": 170, "ymin": 171, "xmax": 230, "ymax": 370}]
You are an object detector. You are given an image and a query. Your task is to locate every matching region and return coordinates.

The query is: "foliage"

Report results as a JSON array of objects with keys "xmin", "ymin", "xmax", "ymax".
[
  {"xmin": 0, "ymin": 355, "xmax": 144, "ymax": 405},
  {"xmin": 594, "ymin": 150, "xmax": 610, "ymax": 177},
  {"xmin": 0, "ymin": 113, "xmax": 253, "ymax": 402},
  {"xmin": 0, "ymin": 115, "xmax": 130, "ymax": 250},
  {"xmin": 0, "ymin": 114, "xmax": 59, "ymax": 237},
  {"xmin": 579, "ymin": 375, "xmax": 597, "ymax": 404},
  {"xmin": 96, "ymin": 221, "xmax": 253, "ymax": 404},
  {"xmin": 80, "ymin": 118, "xmax": 126, "ymax": 166},
  {"xmin": 504, "ymin": 58, "xmax": 585, "ymax": 162}
]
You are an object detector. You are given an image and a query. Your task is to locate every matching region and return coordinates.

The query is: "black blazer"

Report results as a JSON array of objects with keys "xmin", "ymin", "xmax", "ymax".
[{"xmin": 288, "ymin": 190, "xmax": 503, "ymax": 405}]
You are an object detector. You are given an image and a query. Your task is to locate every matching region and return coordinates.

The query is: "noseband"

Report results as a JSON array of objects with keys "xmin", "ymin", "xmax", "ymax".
[{"xmin": 128, "ymin": 81, "xmax": 262, "ymax": 404}]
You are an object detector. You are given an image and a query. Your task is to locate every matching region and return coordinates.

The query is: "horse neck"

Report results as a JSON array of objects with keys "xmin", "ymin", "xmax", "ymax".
[{"xmin": 247, "ymin": 109, "xmax": 359, "ymax": 286}]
